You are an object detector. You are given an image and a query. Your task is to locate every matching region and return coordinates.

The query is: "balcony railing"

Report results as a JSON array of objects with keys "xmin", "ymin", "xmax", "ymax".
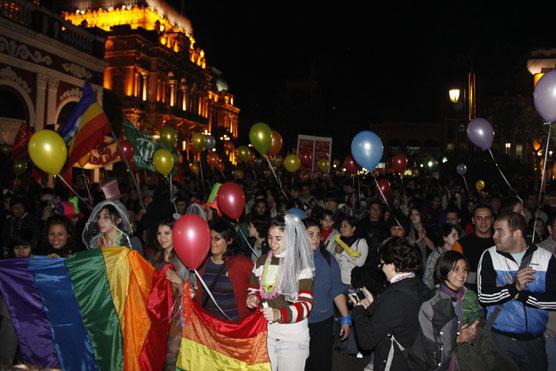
[{"xmin": 0, "ymin": 0, "xmax": 104, "ymax": 58}]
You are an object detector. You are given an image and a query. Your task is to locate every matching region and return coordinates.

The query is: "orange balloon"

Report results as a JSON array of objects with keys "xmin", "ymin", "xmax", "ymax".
[
  {"xmin": 189, "ymin": 163, "xmax": 200, "ymax": 175},
  {"xmin": 268, "ymin": 130, "xmax": 283, "ymax": 157}
]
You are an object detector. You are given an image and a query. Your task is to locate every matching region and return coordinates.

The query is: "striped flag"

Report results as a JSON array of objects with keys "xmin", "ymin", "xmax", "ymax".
[
  {"xmin": 177, "ymin": 293, "xmax": 271, "ymax": 370},
  {"xmin": 0, "ymin": 247, "xmax": 168, "ymax": 371},
  {"xmin": 61, "ymin": 82, "xmax": 111, "ymax": 180}
]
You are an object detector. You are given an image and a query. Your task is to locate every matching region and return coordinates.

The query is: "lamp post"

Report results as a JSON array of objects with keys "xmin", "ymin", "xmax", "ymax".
[{"xmin": 447, "ymin": 72, "xmax": 477, "ymax": 122}]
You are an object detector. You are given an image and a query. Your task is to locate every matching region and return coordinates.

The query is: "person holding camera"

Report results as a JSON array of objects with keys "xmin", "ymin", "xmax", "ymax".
[{"xmin": 351, "ymin": 238, "xmax": 430, "ymax": 371}]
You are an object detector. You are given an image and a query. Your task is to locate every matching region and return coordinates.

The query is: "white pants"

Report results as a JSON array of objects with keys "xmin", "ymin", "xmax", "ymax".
[{"xmin": 267, "ymin": 336, "xmax": 310, "ymax": 371}]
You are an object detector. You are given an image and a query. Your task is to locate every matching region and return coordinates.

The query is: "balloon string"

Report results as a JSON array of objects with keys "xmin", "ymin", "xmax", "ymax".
[
  {"xmin": 56, "ymin": 174, "xmax": 92, "ymax": 209},
  {"xmin": 111, "ymin": 131, "xmax": 145, "ymax": 210},
  {"xmin": 170, "ymin": 175, "xmax": 178, "ymax": 215},
  {"xmin": 199, "ymin": 155, "xmax": 205, "ymax": 191},
  {"xmin": 352, "ymin": 175, "xmax": 356, "ymax": 211},
  {"xmin": 264, "ymin": 155, "xmax": 289, "ymax": 201},
  {"xmin": 461, "ymin": 175, "xmax": 470, "ymax": 196},
  {"xmin": 488, "ymin": 149, "xmax": 522, "ymax": 203},
  {"xmin": 193, "ymin": 269, "xmax": 231, "ymax": 321},
  {"xmin": 372, "ymin": 175, "xmax": 402, "ymax": 228},
  {"xmin": 532, "ymin": 122, "xmax": 552, "ymax": 243},
  {"xmin": 235, "ymin": 225, "xmax": 260, "ymax": 259},
  {"xmin": 80, "ymin": 170, "xmax": 93, "ymax": 205}
]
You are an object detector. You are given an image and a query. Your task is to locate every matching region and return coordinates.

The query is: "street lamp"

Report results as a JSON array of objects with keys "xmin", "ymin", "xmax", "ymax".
[{"xmin": 448, "ymin": 89, "xmax": 461, "ymax": 103}]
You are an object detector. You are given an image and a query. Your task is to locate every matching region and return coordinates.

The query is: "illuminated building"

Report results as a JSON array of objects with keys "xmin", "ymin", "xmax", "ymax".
[{"xmin": 61, "ymin": 0, "xmax": 239, "ymax": 139}]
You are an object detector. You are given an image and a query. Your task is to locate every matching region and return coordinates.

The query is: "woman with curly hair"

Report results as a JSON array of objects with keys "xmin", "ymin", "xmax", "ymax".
[{"xmin": 351, "ymin": 238, "xmax": 431, "ymax": 371}]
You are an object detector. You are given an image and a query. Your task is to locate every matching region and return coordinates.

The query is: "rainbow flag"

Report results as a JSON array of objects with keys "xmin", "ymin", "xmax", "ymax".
[
  {"xmin": 0, "ymin": 247, "xmax": 172, "ymax": 371},
  {"xmin": 61, "ymin": 81, "xmax": 111, "ymax": 181},
  {"xmin": 177, "ymin": 293, "xmax": 271, "ymax": 370}
]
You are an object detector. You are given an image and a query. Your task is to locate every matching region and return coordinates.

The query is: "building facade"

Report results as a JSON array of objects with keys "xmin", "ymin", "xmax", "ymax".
[
  {"xmin": 61, "ymin": 0, "xmax": 239, "ymax": 141},
  {"xmin": 0, "ymin": 0, "xmax": 105, "ymax": 144}
]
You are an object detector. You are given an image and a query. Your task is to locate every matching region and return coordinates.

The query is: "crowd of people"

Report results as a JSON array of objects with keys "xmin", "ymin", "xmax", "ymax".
[{"xmin": 1, "ymin": 170, "xmax": 556, "ymax": 371}]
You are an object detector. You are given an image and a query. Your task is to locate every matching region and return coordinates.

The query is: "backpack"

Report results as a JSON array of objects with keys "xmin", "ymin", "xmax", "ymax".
[{"xmin": 387, "ymin": 289, "xmax": 458, "ymax": 371}]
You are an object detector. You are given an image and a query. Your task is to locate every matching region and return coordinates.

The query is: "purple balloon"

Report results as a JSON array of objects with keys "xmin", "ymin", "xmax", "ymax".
[
  {"xmin": 467, "ymin": 118, "xmax": 494, "ymax": 151},
  {"xmin": 534, "ymin": 70, "xmax": 556, "ymax": 123}
]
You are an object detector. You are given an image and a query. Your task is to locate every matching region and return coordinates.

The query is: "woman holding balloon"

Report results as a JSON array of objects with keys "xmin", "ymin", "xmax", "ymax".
[
  {"xmin": 246, "ymin": 214, "xmax": 315, "ymax": 371},
  {"xmin": 196, "ymin": 220, "xmax": 253, "ymax": 321},
  {"xmin": 150, "ymin": 217, "xmax": 196, "ymax": 370}
]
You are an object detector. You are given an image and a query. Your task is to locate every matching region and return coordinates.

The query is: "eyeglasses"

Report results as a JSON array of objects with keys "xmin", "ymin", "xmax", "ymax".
[{"xmin": 308, "ymin": 232, "xmax": 321, "ymax": 238}]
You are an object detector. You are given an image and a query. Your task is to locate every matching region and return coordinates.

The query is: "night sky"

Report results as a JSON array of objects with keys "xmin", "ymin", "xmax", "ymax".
[{"xmin": 178, "ymin": 1, "xmax": 556, "ymax": 149}]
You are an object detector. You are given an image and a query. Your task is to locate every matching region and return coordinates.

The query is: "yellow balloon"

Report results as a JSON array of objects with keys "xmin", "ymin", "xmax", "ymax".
[
  {"xmin": 317, "ymin": 158, "xmax": 329, "ymax": 173},
  {"xmin": 28, "ymin": 130, "xmax": 67, "ymax": 175},
  {"xmin": 475, "ymin": 179, "xmax": 485, "ymax": 192},
  {"xmin": 192, "ymin": 132, "xmax": 205, "ymax": 152},
  {"xmin": 283, "ymin": 154, "xmax": 301, "ymax": 173},
  {"xmin": 153, "ymin": 148, "xmax": 174, "ymax": 177}
]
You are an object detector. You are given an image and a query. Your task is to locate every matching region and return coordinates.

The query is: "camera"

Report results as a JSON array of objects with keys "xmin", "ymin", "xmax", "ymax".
[{"xmin": 350, "ymin": 288, "xmax": 366, "ymax": 302}]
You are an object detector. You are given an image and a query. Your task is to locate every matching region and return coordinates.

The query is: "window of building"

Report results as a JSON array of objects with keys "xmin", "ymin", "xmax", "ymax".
[{"xmin": 516, "ymin": 144, "xmax": 523, "ymax": 159}]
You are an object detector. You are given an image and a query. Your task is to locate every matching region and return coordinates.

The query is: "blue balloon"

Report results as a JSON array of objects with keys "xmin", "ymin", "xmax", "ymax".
[
  {"xmin": 287, "ymin": 208, "xmax": 306, "ymax": 221},
  {"xmin": 351, "ymin": 131, "xmax": 383, "ymax": 171}
]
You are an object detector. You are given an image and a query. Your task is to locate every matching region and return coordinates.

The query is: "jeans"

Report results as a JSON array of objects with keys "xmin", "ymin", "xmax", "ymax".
[
  {"xmin": 493, "ymin": 332, "xmax": 547, "ymax": 371},
  {"xmin": 267, "ymin": 336, "xmax": 310, "ymax": 371},
  {"xmin": 546, "ymin": 335, "xmax": 556, "ymax": 371}
]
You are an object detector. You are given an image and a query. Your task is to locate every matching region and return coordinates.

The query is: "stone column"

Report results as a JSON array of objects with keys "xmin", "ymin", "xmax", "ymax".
[
  {"xmin": 35, "ymin": 73, "xmax": 48, "ymax": 130},
  {"xmin": 46, "ymin": 77, "xmax": 59, "ymax": 128}
]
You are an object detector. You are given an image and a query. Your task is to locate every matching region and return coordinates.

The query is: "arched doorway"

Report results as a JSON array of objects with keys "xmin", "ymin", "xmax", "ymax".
[
  {"xmin": 56, "ymin": 101, "xmax": 78, "ymax": 131},
  {"xmin": 0, "ymin": 86, "xmax": 29, "ymax": 144}
]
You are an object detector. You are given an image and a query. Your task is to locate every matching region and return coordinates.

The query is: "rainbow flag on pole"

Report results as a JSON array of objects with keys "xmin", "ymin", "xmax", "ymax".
[
  {"xmin": 0, "ymin": 247, "xmax": 172, "ymax": 371},
  {"xmin": 61, "ymin": 81, "xmax": 111, "ymax": 181}
]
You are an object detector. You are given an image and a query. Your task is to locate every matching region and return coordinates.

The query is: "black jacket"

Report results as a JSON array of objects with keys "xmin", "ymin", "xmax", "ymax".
[{"xmin": 353, "ymin": 276, "xmax": 432, "ymax": 371}]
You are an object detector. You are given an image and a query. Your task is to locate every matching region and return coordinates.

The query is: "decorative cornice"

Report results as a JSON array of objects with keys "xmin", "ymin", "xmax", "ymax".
[
  {"xmin": 0, "ymin": 36, "xmax": 52, "ymax": 66},
  {"xmin": 62, "ymin": 62, "xmax": 92, "ymax": 80},
  {"xmin": 0, "ymin": 66, "xmax": 31, "ymax": 94},
  {"xmin": 59, "ymin": 87, "xmax": 82, "ymax": 102}
]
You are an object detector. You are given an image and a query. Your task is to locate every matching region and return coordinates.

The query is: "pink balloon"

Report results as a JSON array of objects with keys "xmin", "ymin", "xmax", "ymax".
[
  {"xmin": 217, "ymin": 182, "xmax": 245, "ymax": 220},
  {"xmin": 172, "ymin": 214, "xmax": 211, "ymax": 269}
]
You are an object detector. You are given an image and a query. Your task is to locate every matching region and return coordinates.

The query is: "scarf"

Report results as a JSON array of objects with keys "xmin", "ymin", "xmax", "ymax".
[{"xmin": 439, "ymin": 283, "xmax": 464, "ymax": 371}]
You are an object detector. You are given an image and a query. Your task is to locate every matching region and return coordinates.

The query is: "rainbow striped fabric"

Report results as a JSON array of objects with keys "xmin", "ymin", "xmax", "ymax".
[
  {"xmin": 0, "ymin": 247, "xmax": 161, "ymax": 371},
  {"xmin": 177, "ymin": 293, "xmax": 271, "ymax": 371}
]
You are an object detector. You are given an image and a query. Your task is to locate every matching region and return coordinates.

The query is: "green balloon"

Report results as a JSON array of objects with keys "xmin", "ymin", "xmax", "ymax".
[
  {"xmin": 13, "ymin": 160, "xmax": 28, "ymax": 176},
  {"xmin": 0, "ymin": 143, "xmax": 10, "ymax": 156},
  {"xmin": 236, "ymin": 145, "xmax": 250, "ymax": 163},
  {"xmin": 249, "ymin": 122, "xmax": 272, "ymax": 155},
  {"xmin": 160, "ymin": 126, "xmax": 177, "ymax": 149}
]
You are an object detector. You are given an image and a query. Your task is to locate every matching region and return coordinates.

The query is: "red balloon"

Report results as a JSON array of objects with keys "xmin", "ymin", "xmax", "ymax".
[
  {"xmin": 268, "ymin": 130, "xmax": 283, "ymax": 157},
  {"xmin": 217, "ymin": 182, "xmax": 245, "ymax": 220},
  {"xmin": 300, "ymin": 151, "xmax": 312, "ymax": 168},
  {"xmin": 344, "ymin": 155, "xmax": 357, "ymax": 174},
  {"xmin": 376, "ymin": 178, "xmax": 391, "ymax": 195},
  {"xmin": 172, "ymin": 214, "xmax": 211, "ymax": 269},
  {"xmin": 119, "ymin": 138, "xmax": 137, "ymax": 171},
  {"xmin": 391, "ymin": 153, "xmax": 408, "ymax": 173}
]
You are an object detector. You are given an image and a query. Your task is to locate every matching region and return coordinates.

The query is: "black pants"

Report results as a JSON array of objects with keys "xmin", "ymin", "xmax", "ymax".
[
  {"xmin": 306, "ymin": 317, "xmax": 334, "ymax": 371},
  {"xmin": 493, "ymin": 332, "xmax": 547, "ymax": 371}
]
